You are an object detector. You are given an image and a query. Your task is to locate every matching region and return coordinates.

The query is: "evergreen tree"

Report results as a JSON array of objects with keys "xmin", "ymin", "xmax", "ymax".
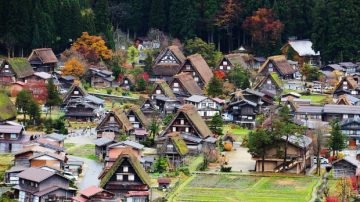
[
  {"xmin": 248, "ymin": 128, "xmax": 274, "ymax": 172},
  {"xmin": 149, "ymin": 0, "xmax": 167, "ymax": 31},
  {"xmin": 207, "ymin": 77, "xmax": 223, "ymax": 97},
  {"xmin": 94, "ymin": 0, "xmax": 111, "ymax": 33},
  {"xmin": 46, "ymin": 79, "xmax": 62, "ymax": 117},
  {"xmin": 169, "ymin": 0, "xmax": 198, "ymax": 40},
  {"xmin": 328, "ymin": 119, "xmax": 346, "ymax": 157},
  {"xmin": 209, "ymin": 113, "xmax": 224, "ymax": 135},
  {"xmin": 15, "ymin": 90, "xmax": 32, "ymax": 125},
  {"xmin": 228, "ymin": 67, "xmax": 250, "ymax": 89},
  {"xmin": 28, "ymin": 100, "xmax": 40, "ymax": 125}
]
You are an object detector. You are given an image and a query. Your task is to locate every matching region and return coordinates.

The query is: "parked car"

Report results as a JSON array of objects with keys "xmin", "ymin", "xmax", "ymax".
[
  {"xmin": 63, "ymin": 171, "xmax": 78, "ymax": 181},
  {"xmin": 313, "ymin": 156, "xmax": 329, "ymax": 164}
]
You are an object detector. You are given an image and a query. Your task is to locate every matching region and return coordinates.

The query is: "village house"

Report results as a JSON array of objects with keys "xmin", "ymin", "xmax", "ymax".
[
  {"xmin": 94, "ymin": 137, "xmax": 115, "ymax": 160},
  {"xmin": 217, "ymin": 53, "xmax": 254, "ymax": 72},
  {"xmin": 341, "ymin": 118, "xmax": 360, "ymax": 148},
  {"xmin": 139, "ymin": 96, "xmax": 158, "ymax": 118},
  {"xmin": 152, "ymin": 45, "xmax": 186, "ymax": 82},
  {"xmin": 281, "ymin": 39, "xmax": 321, "ymax": 68},
  {"xmin": 0, "ymin": 58, "xmax": 35, "ymax": 84},
  {"xmin": 98, "ymin": 152, "xmax": 150, "ymax": 201},
  {"xmin": 62, "ymin": 84, "xmax": 104, "ymax": 121},
  {"xmin": 127, "ymin": 106, "xmax": 150, "ymax": 142},
  {"xmin": 258, "ymin": 55, "xmax": 297, "ymax": 80},
  {"xmin": 177, "ymin": 54, "xmax": 213, "ymax": 88},
  {"xmin": 14, "ymin": 167, "xmax": 76, "ymax": 202},
  {"xmin": 226, "ymin": 89, "xmax": 264, "ymax": 129},
  {"xmin": 28, "ymin": 152, "xmax": 65, "ymax": 170},
  {"xmin": 251, "ymin": 135, "xmax": 312, "ymax": 174},
  {"xmin": 185, "ymin": 95, "xmax": 221, "ymax": 120},
  {"xmin": 253, "ymin": 57, "xmax": 266, "ymax": 70},
  {"xmin": 104, "ymin": 141, "xmax": 144, "ymax": 169},
  {"xmin": 339, "ymin": 62, "xmax": 358, "ymax": 75},
  {"xmin": 13, "ymin": 145, "xmax": 64, "ymax": 167},
  {"xmin": 58, "ymin": 75, "xmax": 75, "ymax": 89},
  {"xmin": 89, "ymin": 68, "xmax": 116, "ymax": 88},
  {"xmin": 0, "ymin": 125, "xmax": 26, "ymax": 152},
  {"xmin": 120, "ymin": 74, "xmax": 135, "ymax": 90},
  {"xmin": 336, "ymin": 94, "xmax": 360, "ymax": 106},
  {"xmin": 156, "ymin": 132, "xmax": 189, "ymax": 169},
  {"xmin": 150, "ymin": 80, "xmax": 176, "ymax": 100},
  {"xmin": 72, "ymin": 185, "xmax": 117, "ymax": 202},
  {"xmin": 96, "ymin": 109, "xmax": 134, "ymax": 140},
  {"xmin": 154, "ymin": 95, "xmax": 181, "ymax": 115},
  {"xmin": 158, "ymin": 104, "xmax": 215, "ymax": 153},
  {"xmin": 170, "ymin": 72, "xmax": 204, "ymax": 100},
  {"xmin": 253, "ymin": 73, "xmax": 283, "ymax": 96},
  {"xmin": 28, "ymin": 48, "xmax": 58, "ymax": 73},
  {"xmin": 332, "ymin": 157, "xmax": 360, "ymax": 178},
  {"xmin": 33, "ymin": 72, "xmax": 52, "ymax": 83},
  {"xmin": 333, "ymin": 75, "xmax": 360, "ymax": 98}
]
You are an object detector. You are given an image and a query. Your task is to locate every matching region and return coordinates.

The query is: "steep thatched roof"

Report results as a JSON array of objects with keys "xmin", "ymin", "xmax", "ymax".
[
  {"xmin": 6, "ymin": 58, "xmax": 34, "ymax": 78},
  {"xmin": 0, "ymin": 93, "xmax": 16, "ymax": 121},
  {"xmin": 28, "ymin": 48, "xmax": 58, "ymax": 64},
  {"xmin": 172, "ymin": 72, "xmax": 203, "ymax": 95},
  {"xmin": 169, "ymin": 132, "xmax": 188, "ymax": 156},
  {"xmin": 99, "ymin": 152, "xmax": 150, "ymax": 188},
  {"xmin": 152, "ymin": 80, "xmax": 176, "ymax": 99},
  {"xmin": 128, "ymin": 106, "xmax": 150, "ymax": 128},
  {"xmin": 62, "ymin": 83, "xmax": 88, "ymax": 104},
  {"xmin": 258, "ymin": 55, "xmax": 295, "ymax": 76},
  {"xmin": 97, "ymin": 109, "xmax": 134, "ymax": 132},
  {"xmin": 185, "ymin": 54, "xmax": 213, "ymax": 85}
]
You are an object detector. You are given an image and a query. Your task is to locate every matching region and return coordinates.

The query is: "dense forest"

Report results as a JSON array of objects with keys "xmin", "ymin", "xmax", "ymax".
[{"xmin": 0, "ymin": 0, "xmax": 359, "ymax": 63}]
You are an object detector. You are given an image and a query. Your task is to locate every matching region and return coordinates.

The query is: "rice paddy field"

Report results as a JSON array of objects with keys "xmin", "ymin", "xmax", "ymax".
[{"xmin": 172, "ymin": 174, "xmax": 318, "ymax": 202}]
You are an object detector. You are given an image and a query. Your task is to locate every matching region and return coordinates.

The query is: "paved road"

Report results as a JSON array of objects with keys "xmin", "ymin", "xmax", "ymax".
[
  {"xmin": 225, "ymin": 142, "xmax": 256, "ymax": 173},
  {"xmin": 69, "ymin": 156, "xmax": 103, "ymax": 190}
]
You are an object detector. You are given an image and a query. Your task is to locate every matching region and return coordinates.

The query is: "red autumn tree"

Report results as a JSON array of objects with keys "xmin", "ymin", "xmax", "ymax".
[
  {"xmin": 24, "ymin": 80, "xmax": 48, "ymax": 104},
  {"xmin": 137, "ymin": 72, "xmax": 149, "ymax": 82},
  {"xmin": 214, "ymin": 70, "xmax": 226, "ymax": 80},
  {"xmin": 325, "ymin": 197, "xmax": 339, "ymax": 202},
  {"xmin": 242, "ymin": 8, "xmax": 283, "ymax": 51}
]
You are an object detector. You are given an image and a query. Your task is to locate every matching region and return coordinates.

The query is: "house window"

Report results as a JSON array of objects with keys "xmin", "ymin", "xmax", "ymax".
[
  {"xmin": 227, "ymin": 66, "xmax": 231, "ymax": 70},
  {"xmin": 116, "ymin": 174, "xmax": 123, "ymax": 181},
  {"xmin": 173, "ymin": 83, "xmax": 179, "ymax": 87},
  {"xmin": 5, "ymin": 65, "xmax": 9, "ymax": 69},
  {"xmin": 269, "ymin": 68, "xmax": 273, "ymax": 72},
  {"xmin": 156, "ymin": 89, "xmax": 161, "ymax": 94},
  {"xmin": 10, "ymin": 134, "xmax": 17, "ymax": 139},
  {"xmin": 173, "ymin": 88, "xmax": 179, "ymax": 92},
  {"xmin": 167, "ymin": 145, "xmax": 173, "ymax": 151},
  {"xmin": 185, "ymin": 127, "xmax": 189, "ymax": 133},
  {"xmin": 35, "ymin": 183, "xmax": 38, "ymax": 188},
  {"xmin": 0, "ymin": 134, "xmax": 3, "ymax": 139},
  {"xmin": 128, "ymin": 174, "xmax": 135, "ymax": 181},
  {"xmin": 110, "ymin": 116, "xmax": 114, "ymax": 122},
  {"xmin": 186, "ymin": 65, "xmax": 191, "ymax": 70},
  {"xmin": 202, "ymin": 103, "xmax": 206, "ymax": 107},
  {"xmin": 31, "ymin": 182, "xmax": 34, "ymax": 187},
  {"xmin": 223, "ymin": 61, "xmax": 228, "ymax": 65},
  {"xmin": 351, "ymin": 90, "xmax": 358, "ymax": 95},
  {"xmin": 194, "ymin": 77, "xmax": 199, "ymax": 82},
  {"xmin": 192, "ymin": 72, "xmax": 196, "ymax": 76},
  {"xmin": 343, "ymin": 114, "xmax": 348, "ymax": 119},
  {"xmin": 129, "ymin": 116, "xmax": 135, "ymax": 122},
  {"xmin": 180, "ymin": 119, "xmax": 184, "ymax": 125},
  {"xmin": 172, "ymin": 127, "xmax": 176, "ymax": 132},
  {"xmin": 123, "ymin": 166, "xmax": 128, "ymax": 172},
  {"xmin": 267, "ymin": 80, "xmax": 272, "ymax": 84},
  {"xmin": 144, "ymin": 104, "xmax": 150, "ymax": 107},
  {"xmin": 209, "ymin": 103, "xmax": 214, "ymax": 107},
  {"xmin": 219, "ymin": 66, "xmax": 223, "ymax": 70},
  {"xmin": 343, "ymin": 86, "xmax": 348, "ymax": 90},
  {"xmin": 74, "ymin": 91, "xmax": 79, "ymax": 95},
  {"xmin": 124, "ymin": 80, "xmax": 128, "ymax": 84},
  {"xmin": 355, "ymin": 115, "xmax": 359, "ymax": 119},
  {"xmin": 233, "ymin": 106, "xmax": 239, "ymax": 110},
  {"xmin": 344, "ymin": 81, "xmax": 348, "ymax": 85},
  {"xmin": 248, "ymin": 116, "xmax": 253, "ymax": 120}
]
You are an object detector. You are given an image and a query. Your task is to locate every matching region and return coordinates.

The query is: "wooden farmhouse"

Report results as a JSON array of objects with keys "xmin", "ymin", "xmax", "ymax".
[
  {"xmin": 158, "ymin": 104, "xmax": 215, "ymax": 154},
  {"xmin": 89, "ymin": 68, "xmax": 116, "ymax": 88},
  {"xmin": 0, "ymin": 125, "xmax": 26, "ymax": 152},
  {"xmin": 150, "ymin": 80, "xmax": 176, "ymax": 100},
  {"xmin": 253, "ymin": 73, "xmax": 284, "ymax": 95},
  {"xmin": 177, "ymin": 53, "xmax": 213, "ymax": 89},
  {"xmin": 152, "ymin": 45, "xmax": 186, "ymax": 81},
  {"xmin": 0, "ymin": 58, "xmax": 34, "ymax": 84},
  {"xmin": 169, "ymin": 72, "xmax": 203, "ymax": 100},
  {"xmin": 96, "ymin": 109, "xmax": 134, "ymax": 139},
  {"xmin": 185, "ymin": 95, "xmax": 221, "ymax": 120},
  {"xmin": 99, "ymin": 152, "xmax": 150, "ymax": 201},
  {"xmin": 72, "ymin": 185, "xmax": 117, "ymax": 202},
  {"xmin": 217, "ymin": 53, "xmax": 253, "ymax": 72},
  {"xmin": 258, "ymin": 55, "xmax": 296, "ymax": 79},
  {"xmin": 333, "ymin": 75, "xmax": 360, "ymax": 98},
  {"xmin": 281, "ymin": 39, "xmax": 321, "ymax": 68},
  {"xmin": 332, "ymin": 157, "xmax": 359, "ymax": 178},
  {"xmin": 28, "ymin": 48, "xmax": 58, "ymax": 73}
]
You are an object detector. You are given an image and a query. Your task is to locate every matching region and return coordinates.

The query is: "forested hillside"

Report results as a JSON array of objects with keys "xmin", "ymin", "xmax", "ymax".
[{"xmin": 0, "ymin": 0, "xmax": 359, "ymax": 63}]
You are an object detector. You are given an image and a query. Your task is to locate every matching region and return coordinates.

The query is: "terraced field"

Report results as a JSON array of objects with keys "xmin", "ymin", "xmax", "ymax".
[{"xmin": 172, "ymin": 174, "xmax": 318, "ymax": 202}]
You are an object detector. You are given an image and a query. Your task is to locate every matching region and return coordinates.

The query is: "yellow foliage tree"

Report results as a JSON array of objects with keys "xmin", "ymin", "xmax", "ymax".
[
  {"xmin": 62, "ymin": 58, "xmax": 85, "ymax": 77},
  {"xmin": 71, "ymin": 32, "xmax": 112, "ymax": 63}
]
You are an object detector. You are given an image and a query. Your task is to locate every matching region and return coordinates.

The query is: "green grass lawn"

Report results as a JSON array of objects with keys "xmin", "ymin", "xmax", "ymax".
[
  {"xmin": 223, "ymin": 124, "xmax": 251, "ymax": 141},
  {"xmin": 188, "ymin": 155, "xmax": 204, "ymax": 173},
  {"xmin": 172, "ymin": 174, "xmax": 318, "ymax": 202},
  {"xmin": 65, "ymin": 144, "xmax": 98, "ymax": 161},
  {"xmin": 300, "ymin": 94, "xmax": 329, "ymax": 104},
  {"xmin": 0, "ymin": 154, "xmax": 13, "ymax": 181}
]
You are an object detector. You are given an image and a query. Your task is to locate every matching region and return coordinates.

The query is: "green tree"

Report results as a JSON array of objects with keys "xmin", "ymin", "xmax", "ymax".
[
  {"xmin": 127, "ymin": 46, "xmax": 140, "ymax": 66},
  {"xmin": 248, "ymin": 128, "xmax": 274, "ymax": 172},
  {"xmin": 328, "ymin": 119, "xmax": 346, "ymax": 157},
  {"xmin": 207, "ymin": 77, "xmax": 223, "ymax": 97},
  {"xmin": 15, "ymin": 90, "xmax": 32, "ymax": 124},
  {"xmin": 136, "ymin": 77, "xmax": 147, "ymax": 91},
  {"xmin": 149, "ymin": 0, "xmax": 167, "ymax": 31},
  {"xmin": 154, "ymin": 156, "xmax": 168, "ymax": 173},
  {"xmin": 209, "ymin": 113, "xmax": 224, "ymax": 135},
  {"xmin": 184, "ymin": 37, "xmax": 222, "ymax": 67},
  {"xmin": 169, "ymin": 0, "xmax": 198, "ymax": 40},
  {"xmin": 28, "ymin": 100, "xmax": 40, "ymax": 125},
  {"xmin": 149, "ymin": 117, "xmax": 160, "ymax": 140},
  {"xmin": 46, "ymin": 79, "xmax": 62, "ymax": 117},
  {"xmin": 228, "ymin": 66, "xmax": 250, "ymax": 89},
  {"xmin": 94, "ymin": 0, "xmax": 111, "ymax": 33},
  {"xmin": 163, "ymin": 114, "xmax": 174, "ymax": 126}
]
